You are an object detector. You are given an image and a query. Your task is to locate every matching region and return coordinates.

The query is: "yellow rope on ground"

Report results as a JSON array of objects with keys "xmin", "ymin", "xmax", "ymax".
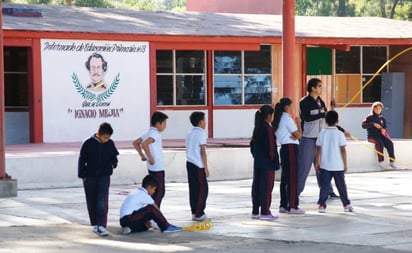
[
  {"xmin": 182, "ymin": 219, "xmax": 213, "ymax": 231},
  {"xmin": 334, "ymin": 46, "xmax": 412, "ymax": 169}
]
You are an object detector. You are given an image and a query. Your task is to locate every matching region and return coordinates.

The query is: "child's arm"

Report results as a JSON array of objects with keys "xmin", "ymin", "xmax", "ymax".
[
  {"xmin": 133, "ymin": 138, "xmax": 147, "ymax": 161},
  {"xmin": 200, "ymin": 145, "xmax": 209, "ymax": 177},
  {"xmin": 142, "ymin": 137, "xmax": 155, "ymax": 165},
  {"xmin": 340, "ymin": 146, "xmax": 348, "ymax": 173},
  {"xmin": 315, "ymin": 146, "xmax": 321, "ymax": 172},
  {"xmin": 290, "ymin": 116, "xmax": 302, "ymax": 140}
]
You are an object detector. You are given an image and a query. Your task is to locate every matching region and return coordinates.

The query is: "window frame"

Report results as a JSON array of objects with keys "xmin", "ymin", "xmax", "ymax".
[
  {"xmin": 156, "ymin": 50, "xmax": 207, "ymax": 106},
  {"xmin": 213, "ymin": 45, "xmax": 273, "ymax": 106},
  {"xmin": 334, "ymin": 45, "xmax": 388, "ymax": 104}
]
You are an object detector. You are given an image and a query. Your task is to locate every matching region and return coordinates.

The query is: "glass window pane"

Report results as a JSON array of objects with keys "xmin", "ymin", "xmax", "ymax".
[
  {"xmin": 214, "ymin": 75, "xmax": 242, "ymax": 105},
  {"xmin": 244, "ymin": 75, "xmax": 272, "ymax": 104},
  {"xmin": 335, "ymin": 47, "xmax": 360, "ymax": 74},
  {"xmin": 156, "ymin": 50, "xmax": 173, "ymax": 73},
  {"xmin": 156, "ymin": 75, "xmax": 173, "ymax": 105},
  {"xmin": 176, "ymin": 75, "xmax": 205, "ymax": 105},
  {"xmin": 363, "ymin": 47, "xmax": 387, "ymax": 74},
  {"xmin": 362, "ymin": 75, "xmax": 381, "ymax": 103},
  {"xmin": 214, "ymin": 51, "xmax": 241, "ymax": 74},
  {"xmin": 5, "ymin": 73, "xmax": 28, "ymax": 107},
  {"xmin": 244, "ymin": 45, "xmax": 271, "ymax": 74},
  {"xmin": 4, "ymin": 47, "xmax": 28, "ymax": 72},
  {"xmin": 176, "ymin": 51, "xmax": 205, "ymax": 73}
]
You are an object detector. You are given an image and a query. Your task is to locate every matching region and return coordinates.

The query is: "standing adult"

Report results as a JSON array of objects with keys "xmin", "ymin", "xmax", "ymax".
[{"xmin": 297, "ymin": 78, "xmax": 340, "ymax": 198}]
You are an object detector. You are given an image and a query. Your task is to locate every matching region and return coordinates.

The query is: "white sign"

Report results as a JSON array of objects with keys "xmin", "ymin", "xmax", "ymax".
[{"xmin": 41, "ymin": 39, "xmax": 150, "ymax": 142}]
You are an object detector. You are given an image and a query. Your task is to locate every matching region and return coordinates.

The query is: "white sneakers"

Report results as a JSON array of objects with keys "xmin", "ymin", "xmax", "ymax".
[{"xmin": 93, "ymin": 225, "xmax": 109, "ymax": 236}]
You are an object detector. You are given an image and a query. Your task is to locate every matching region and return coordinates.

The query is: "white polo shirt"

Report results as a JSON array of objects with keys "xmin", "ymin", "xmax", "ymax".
[
  {"xmin": 140, "ymin": 127, "xmax": 164, "ymax": 172},
  {"xmin": 316, "ymin": 126, "xmax": 347, "ymax": 171},
  {"xmin": 185, "ymin": 127, "xmax": 207, "ymax": 168},
  {"xmin": 276, "ymin": 112, "xmax": 299, "ymax": 145},
  {"xmin": 120, "ymin": 187, "xmax": 154, "ymax": 218}
]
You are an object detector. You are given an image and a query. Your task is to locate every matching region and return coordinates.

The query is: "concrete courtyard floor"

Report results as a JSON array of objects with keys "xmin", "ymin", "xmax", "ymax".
[{"xmin": 1, "ymin": 169, "xmax": 412, "ymax": 253}]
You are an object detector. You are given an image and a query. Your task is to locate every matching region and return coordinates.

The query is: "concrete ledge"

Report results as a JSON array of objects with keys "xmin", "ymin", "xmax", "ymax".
[
  {"xmin": 0, "ymin": 179, "xmax": 17, "ymax": 198},
  {"xmin": 5, "ymin": 140, "xmax": 410, "ymax": 190}
]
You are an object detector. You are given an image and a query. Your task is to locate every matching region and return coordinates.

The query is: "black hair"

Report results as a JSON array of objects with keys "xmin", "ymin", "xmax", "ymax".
[
  {"xmin": 272, "ymin": 97, "xmax": 292, "ymax": 131},
  {"xmin": 325, "ymin": 110, "xmax": 339, "ymax": 126},
  {"xmin": 98, "ymin": 122, "xmax": 113, "ymax": 135},
  {"xmin": 307, "ymin": 78, "xmax": 322, "ymax": 93},
  {"xmin": 151, "ymin": 111, "xmax": 168, "ymax": 126},
  {"xmin": 85, "ymin": 53, "xmax": 108, "ymax": 72},
  {"xmin": 189, "ymin": 111, "xmax": 205, "ymax": 127},
  {"xmin": 251, "ymin": 104, "xmax": 274, "ymax": 141},
  {"xmin": 142, "ymin": 174, "xmax": 159, "ymax": 188}
]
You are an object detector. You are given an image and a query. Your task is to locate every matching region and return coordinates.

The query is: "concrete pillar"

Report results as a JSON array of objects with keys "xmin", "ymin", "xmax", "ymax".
[
  {"xmin": 282, "ymin": 0, "xmax": 296, "ymax": 99},
  {"xmin": 0, "ymin": 1, "xmax": 18, "ymax": 197}
]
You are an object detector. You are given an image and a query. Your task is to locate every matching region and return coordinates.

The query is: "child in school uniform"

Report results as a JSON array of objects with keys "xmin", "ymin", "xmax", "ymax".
[
  {"xmin": 361, "ymin": 101, "xmax": 396, "ymax": 169},
  {"xmin": 272, "ymin": 98, "xmax": 305, "ymax": 215},
  {"xmin": 315, "ymin": 110, "xmax": 354, "ymax": 213},
  {"xmin": 185, "ymin": 111, "xmax": 209, "ymax": 221},
  {"xmin": 250, "ymin": 105, "xmax": 280, "ymax": 221},
  {"xmin": 119, "ymin": 174, "xmax": 182, "ymax": 234},
  {"xmin": 78, "ymin": 122, "xmax": 119, "ymax": 236},
  {"xmin": 133, "ymin": 111, "xmax": 168, "ymax": 208}
]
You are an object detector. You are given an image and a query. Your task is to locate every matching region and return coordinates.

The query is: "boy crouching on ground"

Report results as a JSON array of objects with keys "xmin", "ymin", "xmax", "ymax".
[{"xmin": 119, "ymin": 175, "xmax": 182, "ymax": 234}]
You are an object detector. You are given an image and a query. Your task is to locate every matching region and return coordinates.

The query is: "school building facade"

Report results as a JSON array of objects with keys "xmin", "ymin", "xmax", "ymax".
[{"xmin": 2, "ymin": 2, "xmax": 412, "ymax": 144}]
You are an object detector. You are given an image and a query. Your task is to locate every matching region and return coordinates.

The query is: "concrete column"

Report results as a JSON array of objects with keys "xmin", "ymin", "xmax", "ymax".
[
  {"xmin": 0, "ymin": 1, "xmax": 18, "ymax": 197},
  {"xmin": 282, "ymin": 0, "xmax": 296, "ymax": 99}
]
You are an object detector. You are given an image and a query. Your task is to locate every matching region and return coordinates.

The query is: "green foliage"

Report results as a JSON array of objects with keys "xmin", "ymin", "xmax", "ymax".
[
  {"xmin": 296, "ymin": 0, "xmax": 411, "ymax": 20},
  {"xmin": 4, "ymin": 0, "xmax": 186, "ymax": 10},
  {"xmin": 27, "ymin": 0, "xmax": 53, "ymax": 4},
  {"xmin": 74, "ymin": 0, "xmax": 113, "ymax": 8}
]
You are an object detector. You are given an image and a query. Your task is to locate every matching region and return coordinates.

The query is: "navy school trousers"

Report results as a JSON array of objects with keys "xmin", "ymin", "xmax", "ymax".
[
  {"xmin": 279, "ymin": 144, "xmax": 299, "ymax": 210},
  {"xmin": 251, "ymin": 168, "xmax": 275, "ymax": 215},
  {"xmin": 148, "ymin": 170, "xmax": 165, "ymax": 208},
  {"xmin": 186, "ymin": 161, "xmax": 209, "ymax": 217},
  {"xmin": 83, "ymin": 176, "xmax": 110, "ymax": 227},
  {"xmin": 120, "ymin": 205, "xmax": 170, "ymax": 233}
]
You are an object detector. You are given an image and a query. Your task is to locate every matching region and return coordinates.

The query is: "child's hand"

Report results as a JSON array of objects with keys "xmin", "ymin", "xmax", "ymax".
[
  {"xmin": 373, "ymin": 123, "xmax": 382, "ymax": 129},
  {"xmin": 294, "ymin": 116, "xmax": 301, "ymax": 125},
  {"xmin": 144, "ymin": 221, "xmax": 152, "ymax": 229},
  {"xmin": 205, "ymin": 167, "xmax": 209, "ymax": 177},
  {"xmin": 140, "ymin": 155, "xmax": 147, "ymax": 161},
  {"xmin": 344, "ymin": 167, "xmax": 348, "ymax": 173},
  {"xmin": 315, "ymin": 163, "xmax": 320, "ymax": 172},
  {"xmin": 148, "ymin": 157, "xmax": 155, "ymax": 165}
]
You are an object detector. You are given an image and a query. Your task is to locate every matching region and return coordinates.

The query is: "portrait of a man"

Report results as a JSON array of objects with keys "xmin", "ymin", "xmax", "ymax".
[{"xmin": 85, "ymin": 53, "xmax": 108, "ymax": 91}]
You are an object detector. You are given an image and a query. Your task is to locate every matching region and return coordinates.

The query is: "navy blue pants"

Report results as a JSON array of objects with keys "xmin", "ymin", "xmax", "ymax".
[
  {"xmin": 148, "ymin": 170, "xmax": 165, "ymax": 208},
  {"xmin": 251, "ymin": 168, "xmax": 274, "ymax": 215},
  {"xmin": 298, "ymin": 137, "xmax": 334, "ymax": 196},
  {"xmin": 186, "ymin": 161, "xmax": 208, "ymax": 217},
  {"xmin": 82, "ymin": 176, "xmax": 110, "ymax": 227},
  {"xmin": 317, "ymin": 169, "xmax": 350, "ymax": 208},
  {"xmin": 280, "ymin": 144, "xmax": 299, "ymax": 210},
  {"xmin": 368, "ymin": 136, "xmax": 395, "ymax": 162},
  {"xmin": 120, "ymin": 205, "xmax": 170, "ymax": 233}
]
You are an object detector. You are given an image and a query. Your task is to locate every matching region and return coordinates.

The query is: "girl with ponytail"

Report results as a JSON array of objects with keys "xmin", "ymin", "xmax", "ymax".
[
  {"xmin": 250, "ymin": 104, "xmax": 279, "ymax": 221},
  {"xmin": 273, "ymin": 98, "xmax": 305, "ymax": 214}
]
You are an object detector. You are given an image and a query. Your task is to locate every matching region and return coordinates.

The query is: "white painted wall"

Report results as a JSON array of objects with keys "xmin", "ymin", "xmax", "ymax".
[
  {"xmin": 161, "ymin": 110, "xmax": 208, "ymax": 139},
  {"xmin": 7, "ymin": 140, "xmax": 408, "ymax": 190},
  {"xmin": 135, "ymin": 107, "xmax": 374, "ymax": 140},
  {"xmin": 336, "ymin": 107, "xmax": 370, "ymax": 140},
  {"xmin": 213, "ymin": 109, "xmax": 256, "ymax": 138}
]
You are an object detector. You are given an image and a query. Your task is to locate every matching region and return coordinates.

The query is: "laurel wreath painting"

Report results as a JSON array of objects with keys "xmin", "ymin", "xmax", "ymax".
[{"xmin": 72, "ymin": 72, "xmax": 120, "ymax": 102}]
